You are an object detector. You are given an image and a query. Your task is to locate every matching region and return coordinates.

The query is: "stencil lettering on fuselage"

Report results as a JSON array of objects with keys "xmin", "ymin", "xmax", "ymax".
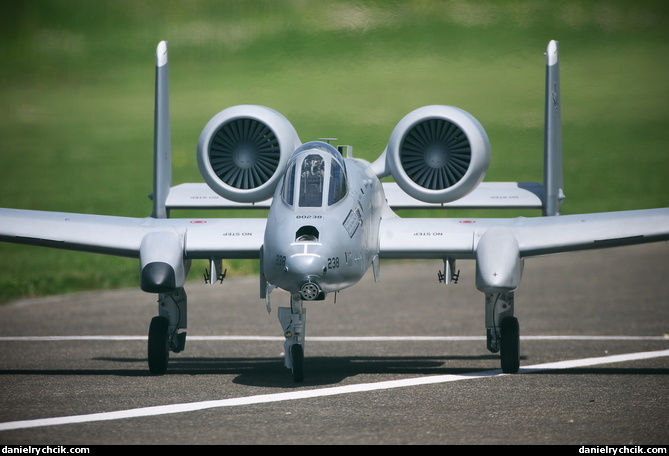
[{"xmin": 343, "ymin": 205, "xmax": 363, "ymax": 237}]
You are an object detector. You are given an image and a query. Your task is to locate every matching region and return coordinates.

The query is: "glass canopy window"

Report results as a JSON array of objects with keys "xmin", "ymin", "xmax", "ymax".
[{"xmin": 281, "ymin": 142, "xmax": 347, "ymax": 208}]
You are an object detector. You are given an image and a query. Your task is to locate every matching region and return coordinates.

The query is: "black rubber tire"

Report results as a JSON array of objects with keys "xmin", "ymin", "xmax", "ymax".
[
  {"xmin": 148, "ymin": 316, "xmax": 169, "ymax": 375},
  {"xmin": 291, "ymin": 344, "xmax": 304, "ymax": 383},
  {"xmin": 500, "ymin": 316, "xmax": 520, "ymax": 374}
]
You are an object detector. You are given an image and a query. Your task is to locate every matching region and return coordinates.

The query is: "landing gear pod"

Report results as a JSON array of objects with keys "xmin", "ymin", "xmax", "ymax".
[{"xmin": 139, "ymin": 231, "xmax": 187, "ymax": 293}]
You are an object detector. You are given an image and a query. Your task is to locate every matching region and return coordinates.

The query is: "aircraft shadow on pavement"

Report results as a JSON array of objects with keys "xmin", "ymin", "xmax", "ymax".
[
  {"xmin": 0, "ymin": 354, "xmax": 506, "ymax": 386},
  {"xmin": 1, "ymin": 355, "xmax": 667, "ymax": 388},
  {"xmin": 150, "ymin": 354, "xmax": 508, "ymax": 387}
]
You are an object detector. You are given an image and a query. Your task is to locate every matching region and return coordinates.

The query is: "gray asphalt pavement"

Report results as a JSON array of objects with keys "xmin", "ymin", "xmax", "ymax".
[{"xmin": 0, "ymin": 243, "xmax": 667, "ymax": 445}]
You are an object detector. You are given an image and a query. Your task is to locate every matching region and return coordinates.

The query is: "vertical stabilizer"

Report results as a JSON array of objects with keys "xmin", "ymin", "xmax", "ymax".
[
  {"xmin": 152, "ymin": 41, "xmax": 171, "ymax": 219},
  {"xmin": 543, "ymin": 40, "xmax": 564, "ymax": 216}
]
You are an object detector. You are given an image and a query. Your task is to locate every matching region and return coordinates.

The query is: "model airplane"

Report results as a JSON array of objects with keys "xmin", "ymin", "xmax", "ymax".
[{"xmin": 1, "ymin": 41, "xmax": 668, "ymax": 381}]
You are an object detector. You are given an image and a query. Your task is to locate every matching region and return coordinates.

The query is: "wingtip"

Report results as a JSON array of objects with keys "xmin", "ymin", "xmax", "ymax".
[
  {"xmin": 156, "ymin": 41, "xmax": 168, "ymax": 67},
  {"xmin": 546, "ymin": 40, "xmax": 558, "ymax": 66}
]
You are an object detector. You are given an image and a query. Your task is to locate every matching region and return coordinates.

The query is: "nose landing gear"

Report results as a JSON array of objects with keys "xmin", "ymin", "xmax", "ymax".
[{"xmin": 279, "ymin": 293, "xmax": 307, "ymax": 382}]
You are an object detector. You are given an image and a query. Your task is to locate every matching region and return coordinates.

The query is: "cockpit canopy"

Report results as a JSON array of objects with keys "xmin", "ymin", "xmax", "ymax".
[{"xmin": 281, "ymin": 141, "xmax": 348, "ymax": 208}]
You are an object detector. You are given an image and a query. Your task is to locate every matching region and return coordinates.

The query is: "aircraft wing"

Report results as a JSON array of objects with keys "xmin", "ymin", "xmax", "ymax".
[
  {"xmin": 379, "ymin": 208, "xmax": 669, "ymax": 260},
  {"xmin": 0, "ymin": 208, "xmax": 266, "ymax": 260}
]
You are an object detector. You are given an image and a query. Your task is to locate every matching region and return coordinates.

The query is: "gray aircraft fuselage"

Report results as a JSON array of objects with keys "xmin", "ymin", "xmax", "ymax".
[{"xmin": 262, "ymin": 141, "xmax": 384, "ymax": 300}]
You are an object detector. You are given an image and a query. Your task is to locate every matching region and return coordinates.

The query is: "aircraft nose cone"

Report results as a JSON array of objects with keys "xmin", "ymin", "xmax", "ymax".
[
  {"xmin": 287, "ymin": 254, "xmax": 326, "ymax": 277},
  {"xmin": 285, "ymin": 254, "xmax": 326, "ymax": 299}
]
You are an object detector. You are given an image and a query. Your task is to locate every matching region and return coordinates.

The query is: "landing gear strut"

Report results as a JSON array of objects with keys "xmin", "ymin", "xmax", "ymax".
[
  {"xmin": 147, "ymin": 287, "xmax": 187, "ymax": 375},
  {"xmin": 278, "ymin": 294, "xmax": 306, "ymax": 382}
]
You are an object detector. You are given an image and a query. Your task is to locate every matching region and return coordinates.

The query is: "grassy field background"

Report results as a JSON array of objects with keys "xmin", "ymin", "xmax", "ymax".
[{"xmin": 1, "ymin": 0, "xmax": 668, "ymax": 302}]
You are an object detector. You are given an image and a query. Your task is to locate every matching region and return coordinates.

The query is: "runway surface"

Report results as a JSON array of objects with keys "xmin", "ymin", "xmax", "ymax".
[{"xmin": 0, "ymin": 243, "xmax": 667, "ymax": 445}]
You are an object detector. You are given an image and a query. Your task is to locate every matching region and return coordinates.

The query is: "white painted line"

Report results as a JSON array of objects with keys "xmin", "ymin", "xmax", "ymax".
[
  {"xmin": 518, "ymin": 349, "xmax": 669, "ymax": 372},
  {"xmin": 0, "ymin": 335, "xmax": 667, "ymax": 342},
  {"xmin": 0, "ymin": 348, "xmax": 667, "ymax": 432}
]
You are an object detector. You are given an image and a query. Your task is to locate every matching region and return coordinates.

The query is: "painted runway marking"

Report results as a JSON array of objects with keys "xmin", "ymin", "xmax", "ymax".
[
  {"xmin": 0, "ymin": 348, "xmax": 667, "ymax": 432},
  {"xmin": 1, "ymin": 335, "xmax": 667, "ymax": 342}
]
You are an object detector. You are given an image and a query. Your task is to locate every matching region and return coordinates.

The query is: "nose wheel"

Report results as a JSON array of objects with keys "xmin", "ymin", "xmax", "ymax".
[
  {"xmin": 279, "ymin": 294, "xmax": 307, "ymax": 382},
  {"xmin": 291, "ymin": 344, "xmax": 305, "ymax": 382}
]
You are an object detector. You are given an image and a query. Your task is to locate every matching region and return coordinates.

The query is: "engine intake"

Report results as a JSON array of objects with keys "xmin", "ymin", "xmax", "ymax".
[
  {"xmin": 197, "ymin": 105, "xmax": 301, "ymax": 203},
  {"xmin": 383, "ymin": 105, "xmax": 491, "ymax": 203}
]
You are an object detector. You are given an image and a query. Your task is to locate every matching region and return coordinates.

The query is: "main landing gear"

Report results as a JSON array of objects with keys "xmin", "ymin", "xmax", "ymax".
[
  {"xmin": 145, "ymin": 285, "xmax": 519, "ymax": 377},
  {"xmin": 147, "ymin": 287, "xmax": 187, "ymax": 375},
  {"xmin": 485, "ymin": 291, "xmax": 520, "ymax": 373}
]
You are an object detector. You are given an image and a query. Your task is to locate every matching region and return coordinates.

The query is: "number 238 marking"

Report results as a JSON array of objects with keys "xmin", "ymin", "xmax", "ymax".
[{"xmin": 276, "ymin": 255, "xmax": 339, "ymax": 269}]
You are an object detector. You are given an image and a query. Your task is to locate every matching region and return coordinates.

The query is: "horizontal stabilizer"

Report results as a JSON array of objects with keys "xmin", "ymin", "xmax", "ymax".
[
  {"xmin": 165, "ymin": 183, "xmax": 272, "ymax": 210},
  {"xmin": 164, "ymin": 182, "xmax": 544, "ymax": 211},
  {"xmin": 382, "ymin": 182, "xmax": 543, "ymax": 210}
]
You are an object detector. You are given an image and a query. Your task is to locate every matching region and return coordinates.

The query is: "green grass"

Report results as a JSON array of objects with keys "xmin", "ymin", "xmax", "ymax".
[{"xmin": 1, "ymin": 0, "xmax": 668, "ymax": 303}]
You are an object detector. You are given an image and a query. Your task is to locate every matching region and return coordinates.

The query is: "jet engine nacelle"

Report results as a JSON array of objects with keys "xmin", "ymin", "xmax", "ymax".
[
  {"xmin": 197, "ymin": 105, "xmax": 301, "ymax": 203},
  {"xmin": 383, "ymin": 105, "xmax": 491, "ymax": 204}
]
